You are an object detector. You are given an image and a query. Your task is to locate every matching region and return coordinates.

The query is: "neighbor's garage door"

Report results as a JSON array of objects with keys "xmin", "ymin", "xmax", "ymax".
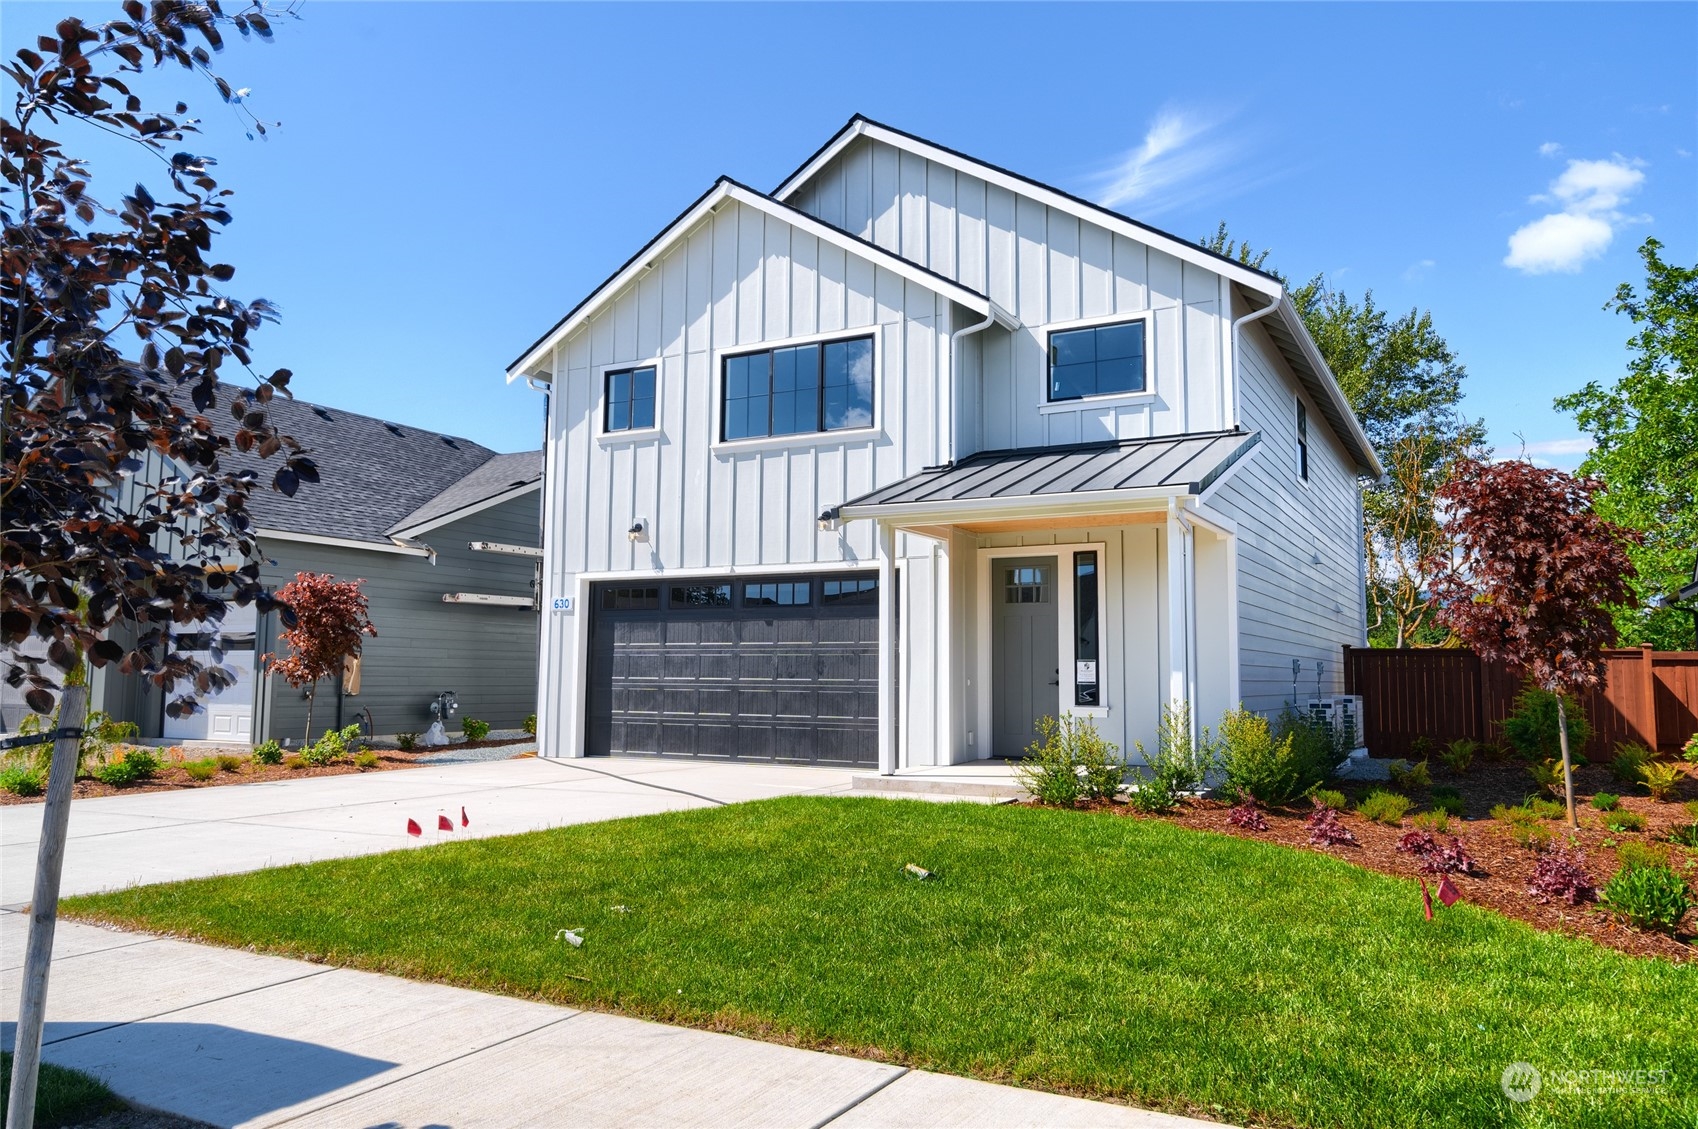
[{"xmin": 587, "ymin": 573, "xmax": 880, "ymax": 766}]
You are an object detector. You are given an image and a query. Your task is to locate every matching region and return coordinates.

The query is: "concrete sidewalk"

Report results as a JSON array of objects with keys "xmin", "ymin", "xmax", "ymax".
[
  {"xmin": 1, "ymin": 917, "xmax": 1213, "ymax": 1128},
  {"xmin": 2, "ymin": 756, "xmax": 859, "ymax": 902}
]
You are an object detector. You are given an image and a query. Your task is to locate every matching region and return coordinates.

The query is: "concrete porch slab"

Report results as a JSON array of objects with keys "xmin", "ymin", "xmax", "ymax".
[{"xmin": 851, "ymin": 760, "xmax": 1028, "ymax": 801}]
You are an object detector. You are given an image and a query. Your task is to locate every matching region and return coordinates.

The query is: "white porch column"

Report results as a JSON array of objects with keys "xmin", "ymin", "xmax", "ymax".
[
  {"xmin": 877, "ymin": 521, "xmax": 898, "ymax": 775},
  {"xmin": 1165, "ymin": 500, "xmax": 1196, "ymax": 714}
]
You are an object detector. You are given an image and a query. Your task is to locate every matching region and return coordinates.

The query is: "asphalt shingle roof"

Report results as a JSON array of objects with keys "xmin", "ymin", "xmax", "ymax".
[
  {"xmin": 193, "ymin": 382, "xmax": 539, "ymax": 545},
  {"xmin": 387, "ymin": 450, "xmax": 543, "ymax": 536}
]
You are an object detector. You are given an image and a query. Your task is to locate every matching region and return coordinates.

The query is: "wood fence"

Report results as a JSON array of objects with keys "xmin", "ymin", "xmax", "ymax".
[{"xmin": 1342, "ymin": 645, "xmax": 1698, "ymax": 761}]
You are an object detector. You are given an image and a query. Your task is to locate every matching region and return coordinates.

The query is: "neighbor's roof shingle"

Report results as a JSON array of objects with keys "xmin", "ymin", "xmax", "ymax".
[{"xmin": 386, "ymin": 450, "xmax": 543, "ymax": 536}]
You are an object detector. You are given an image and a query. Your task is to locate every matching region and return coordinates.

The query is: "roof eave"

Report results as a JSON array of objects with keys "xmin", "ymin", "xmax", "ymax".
[{"xmin": 840, "ymin": 484, "xmax": 1188, "ymax": 525}]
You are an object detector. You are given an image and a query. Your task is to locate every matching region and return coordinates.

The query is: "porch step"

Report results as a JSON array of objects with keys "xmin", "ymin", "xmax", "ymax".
[{"xmin": 851, "ymin": 773, "xmax": 1027, "ymax": 801}]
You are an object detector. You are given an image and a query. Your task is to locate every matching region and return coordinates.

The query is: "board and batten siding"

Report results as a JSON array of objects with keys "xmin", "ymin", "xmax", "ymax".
[
  {"xmin": 258, "ymin": 492, "xmax": 540, "ymax": 743},
  {"xmin": 534, "ymin": 197, "xmax": 962, "ymax": 758},
  {"xmin": 1208, "ymin": 312, "xmax": 1365, "ymax": 714},
  {"xmin": 788, "ymin": 136, "xmax": 1229, "ymax": 455}
]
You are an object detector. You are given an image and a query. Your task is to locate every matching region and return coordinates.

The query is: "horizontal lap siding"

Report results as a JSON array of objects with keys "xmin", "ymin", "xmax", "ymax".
[
  {"xmin": 258, "ymin": 493, "xmax": 541, "ymax": 741},
  {"xmin": 1209, "ymin": 322, "xmax": 1365, "ymax": 715},
  {"xmin": 796, "ymin": 139, "xmax": 1227, "ymax": 459}
]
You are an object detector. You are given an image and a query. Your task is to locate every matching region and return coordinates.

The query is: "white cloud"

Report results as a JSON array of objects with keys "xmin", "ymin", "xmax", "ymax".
[
  {"xmin": 1538, "ymin": 141, "xmax": 1563, "ymax": 157},
  {"xmin": 1504, "ymin": 155, "xmax": 1646, "ymax": 274},
  {"xmin": 1518, "ymin": 437, "xmax": 1595, "ymax": 458},
  {"xmin": 1087, "ymin": 106, "xmax": 1267, "ymax": 217},
  {"xmin": 1403, "ymin": 259, "xmax": 1436, "ymax": 281}
]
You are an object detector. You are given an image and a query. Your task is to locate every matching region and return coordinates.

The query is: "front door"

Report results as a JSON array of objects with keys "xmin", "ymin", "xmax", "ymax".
[
  {"xmin": 162, "ymin": 605, "xmax": 256, "ymax": 743},
  {"xmin": 992, "ymin": 556, "xmax": 1059, "ymax": 757}
]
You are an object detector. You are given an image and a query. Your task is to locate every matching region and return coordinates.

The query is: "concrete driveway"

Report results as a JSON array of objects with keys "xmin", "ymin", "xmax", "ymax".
[{"xmin": 2, "ymin": 756, "xmax": 857, "ymax": 902}]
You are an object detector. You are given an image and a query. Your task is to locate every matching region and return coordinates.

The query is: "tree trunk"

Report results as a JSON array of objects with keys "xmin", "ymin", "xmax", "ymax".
[
  {"xmin": 1556, "ymin": 694, "xmax": 1578, "ymax": 831},
  {"xmin": 7, "ymin": 684, "xmax": 88, "ymax": 1129},
  {"xmin": 303, "ymin": 684, "xmax": 315, "ymax": 746}
]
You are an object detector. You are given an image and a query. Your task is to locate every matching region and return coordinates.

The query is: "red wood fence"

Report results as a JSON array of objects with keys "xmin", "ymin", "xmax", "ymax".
[{"xmin": 1342, "ymin": 645, "xmax": 1698, "ymax": 761}]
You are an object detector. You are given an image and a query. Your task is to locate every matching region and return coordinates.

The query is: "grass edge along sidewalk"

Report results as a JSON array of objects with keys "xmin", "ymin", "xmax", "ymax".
[{"xmin": 65, "ymin": 795, "xmax": 1697, "ymax": 1129}]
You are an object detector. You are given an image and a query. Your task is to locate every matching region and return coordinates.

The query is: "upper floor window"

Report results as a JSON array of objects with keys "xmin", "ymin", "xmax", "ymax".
[
  {"xmin": 722, "ymin": 335, "xmax": 873, "ymax": 441},
  {"xmin": 1297, "ymin": 401, "xmax": 1310, "ymax": 481},
  {"xmin": 605, "ymin": 366, "xmax": 656, "ymax": 432},
  {"xmin": 1048, "ymin": 320, "xmax": 1145, "ymax": 402}
]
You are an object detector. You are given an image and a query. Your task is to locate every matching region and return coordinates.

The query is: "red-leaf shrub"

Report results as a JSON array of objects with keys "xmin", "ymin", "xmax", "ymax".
[
  {"xmin": 1396, "ymin": 830, "xmax": 1475, "ymax": 876},
  {"xmin": 1308, "ymin": 806, "xmax": 1357, "ymax": 847},
  {"xmin": 1528, "ymin": 849, "xmax": 1596, "ymax": 905},
  {"xmin": 263, "ymin": 572, "xmax": 376, "ymax": 742},
  {"xmin": 1228, "ymin": 803, "xmax": 1268, "ymax": 831}
]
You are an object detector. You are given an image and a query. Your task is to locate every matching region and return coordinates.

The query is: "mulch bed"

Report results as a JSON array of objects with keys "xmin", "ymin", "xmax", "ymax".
[
  {"xmin": 1042, "ymin": 755, "xmax": 1698, "ymax": 962},
  {"xmin": 0, "ymin": 744, "xmax": 534, "ymax": 806}
]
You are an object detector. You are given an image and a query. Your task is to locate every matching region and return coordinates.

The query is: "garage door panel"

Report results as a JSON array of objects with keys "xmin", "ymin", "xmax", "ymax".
[{"xmin": 588, "ymin": 574, "xmax": 879, "ymax": 766}]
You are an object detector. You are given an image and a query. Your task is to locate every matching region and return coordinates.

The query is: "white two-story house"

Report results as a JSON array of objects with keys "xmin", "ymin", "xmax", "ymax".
[{"xmin": 509, "ymin": 116, "xmax": 1381, "ymax": 773}]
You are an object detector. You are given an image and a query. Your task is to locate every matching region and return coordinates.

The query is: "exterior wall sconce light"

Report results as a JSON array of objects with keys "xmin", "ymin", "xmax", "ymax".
[
  {"xmin": 817, "ymin": 507, "xmax": 840, "ymax": 533},
  {"xmin": 628, "ymin": 519, "xmax": 646, "ymax": 543}
]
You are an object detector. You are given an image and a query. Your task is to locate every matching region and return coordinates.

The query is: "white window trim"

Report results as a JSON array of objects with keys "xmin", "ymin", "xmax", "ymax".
[
  {"xmin": 594, "ymin": 358, "xmax": 664, "ymax": 442},
  {"xmin": 709, "ymin": 326, "xmax": 883, "ymax": 452},
  {"xmin": 1038, "ymin": 311, "xmax": 1155, "ymax": 411},
  {"xmin": 975, "ymin": 540, "xmax": 1111, "ymax": 759}
]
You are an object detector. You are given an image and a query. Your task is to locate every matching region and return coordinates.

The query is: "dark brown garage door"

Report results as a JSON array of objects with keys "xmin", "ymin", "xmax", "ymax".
[{"xmin": 586, "ymin": 573, "xmax": 880, "ymax": 766}]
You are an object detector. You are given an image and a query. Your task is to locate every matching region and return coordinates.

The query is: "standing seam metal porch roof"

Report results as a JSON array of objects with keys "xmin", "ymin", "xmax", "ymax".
[{"xmin": 839, "ymin": 429, "xmax": 1260, "ymax": 516}]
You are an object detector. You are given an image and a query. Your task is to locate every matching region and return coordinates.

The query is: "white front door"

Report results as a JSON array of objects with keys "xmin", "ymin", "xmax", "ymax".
[{"xmin": 161, "ymin": 605, "xmax": 256, "ymax": 743}]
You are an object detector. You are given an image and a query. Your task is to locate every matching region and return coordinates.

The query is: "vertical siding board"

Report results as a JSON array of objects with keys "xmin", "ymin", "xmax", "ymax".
[
  {"xmin": 1046, "ymin": 209, "xmax": 1081, "ymax": 325},
  {"xmin": 899, "ymin": 150, "xmax": 928, "ymax": 266},
  {"xmin": 635, "ymin": 266, "xmax": 663, "ymax": 362},
  {"xmin": 955, "ymin": 173, "xmax": 987, "ymax": 295},
  {"xmin": 790, "ymin": 233, "xmax": 819, "ymax": 339},
  {"xmin": 1014, "ymin": 194, "xmax": 1048, "ymax": 326},
  {"xmin": 710, "ymin": 208, "xmax": 738, "ymax": 351},
  {"xmin": 818, "ymin": 244, "xmax": 847, "ymax": 333},
  {"xmin": 736, "ymin": 203, "xmax": 765, "ymax": 345},
  {"xmin": 763, "ymin": 212, "xmax": 792, "ymax": 343},
  {"xmin": 871, "ymin": 142, "xmax": 901, "ymax": 253},
  {"xmin": 1112, "ymin": 234, "xmax": 1149, "ymax": 314},
  {"xmin": 927, "ymin": 161, "xmax": 957, "ymax": 280},
  {"xmin": 1079, "ymin": 221, "xmax": 1114, "ymax": 319},
  {"xmin": 843, "ymin": 141, "xmax": 874, "ymax": 240},
  {"xmin": 985, "ymin": 185, "xmax": 1017, "ymax": 312}
]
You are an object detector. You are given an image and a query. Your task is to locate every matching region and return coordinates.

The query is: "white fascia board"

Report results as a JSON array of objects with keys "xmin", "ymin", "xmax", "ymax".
[
  {"xmin": 1274, "ymin": 292, "xmax": 1383, "ymax": 478},
  {"xmin": 775, "ymin": 120, "xmax": 1283, "ymax": 300},
  {"xmin": 388, "ymin": 479, "xmax": 543, "ymax": 540},
  {"xmin": 257, "ymin": 528, "xmax": 433, "ymax": 557},
  {"xmin": 840, "ymin": 485, "xmax": 1186, "ymax": 525}
]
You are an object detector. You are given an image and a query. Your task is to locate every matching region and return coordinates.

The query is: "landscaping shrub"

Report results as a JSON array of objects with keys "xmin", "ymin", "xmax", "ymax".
[
  {"xmin": 1527, "ymin": 797, "xmax": 1565, "ymax": 820},
  {"xmin": 1492, "ymin": 804, "xmax": 1553, "ymax": 850},
  {"xmin": 461, "ymin": 718, "xmax": 491, "ymax": 741},
  {"xmin": 1018, "ymin": 714, "xmax": 1123, "ymax": 807},
  {"xmin": 1602, "ymin": 861, "xmax": 1693, "ymax": 935},
  {"xmin": 0, "ymin": 762, "xmax": 46, "ymax": 797},
  {"xmin": 1356, "ymin": 789, "xmax": 1411, "ymax": 825},
  {"xmin": 1611, "ymin": 743, "xmax": 1653, "ymax": 785},
  {"xmin": 182, "ymin": 759, "xmax": 217, "ymax": 782},
  {"xmin": 1387, "ymin": 759, "xmax": 1431, "ymax": 792},
  {"xmin": 283, "ymin": 755, "xmax": 305, "ymax": 770},
  {"xmin": 1307, "ymin": 805, "xmax": 1356, "ymax": 847},
  {"xmin": 1219, "ymin": 708, "xmax": 1322, "ymax": 806},
  {"xmin": 1666, "ymin": 823, "xmax": 1698, "ymax": 849},
  {"xmin": 1128, "ymin": 702, "xmax": 1212, "ymax": 813},
  {"xmin": 1617, "ymin": 840, "xmax": 1668, "ymax": 871},
  {"xmin": 215, "ymin": 754, "xmax": 243, "ymax": 773},
  {"xmin": 1503, "ymin": 686, "xmax": 1591, "ymax": 763},
  {"xmin": 1310, "ymin": 788, "xmax": 1347, "ymax": 812},
  {"xmin": 1639, "ymin": 760, "xmax": 1681, "ymax": 801},
  {"xmin": 522, "ymin": 713, "xmax": 537, "ymax": 737},
  {"xmin": 1428, "ymin": 785, "xmax": 1465, "ymax": 817},
  {"xmin": 91, "ymin": 748, "xmax": 160, "ymax": 787},
  {"xmin": 252, "ymin": 739, "xmax": 283, "ymax": 766},
  {"xmin": 1526, "ymin": 760, "xmax": 1564, "ymax": 799},
  {"xmin": 1395, "ymin": 830, "xmax": 1474, "ymax": 875},
  {"xmin": 300, "ymin": 723, "xmax": 362, "ymax": 767},
  {"xmin": 1275, "ymin": 707, "xmax": 1348, "ymax": 778},
  {"xmin": 1227, "ymin": 803, "xmax": 1268, "ymax": 831},
  {"xmin": 1409, "ymin": 735, "xmax": 1435, "ymax": 761},
  {"xmin": 1528, "ymin": 849, "xmax": 1595, "ymax": 905},
  {"xmin": 1687, "ymin": 799, "xmax": 1698, "ymax": 820},
  {"xmin": 1590, "ymin": 792, "xmax": 1621, "ymax": 812},
  {"xmin": 396, "ymin": 732, "xmax": 418, "ymax": 751},
  {"xmin": 1410, "ymin": 810, "xmax": 1451, "ymax": 833},
  {"xmin": 1684, "ymin": 732, "xmax": 1698, "ymax": 764},
  {"xmin": 1439, "ymin": 739, "xmax": 1476, "ymax": 775},
  {"xmin": 1601, "ymin": 810, "xmax": 1647, "ymax": 834},
  {"xmin": 354, "ymin": 750, "xmax": 380, "ymax": 770}
]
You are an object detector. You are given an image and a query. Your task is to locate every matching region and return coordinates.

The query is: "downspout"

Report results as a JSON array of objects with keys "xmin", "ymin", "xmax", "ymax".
[
  {"xmin": 1170, "ymin": 496, "xmax": 1199, "ymax": 743},
  {"xmin": 945, "ymin": 306, "xmax": 1001, "ymax": 465},
  {"xmin": 1228, "ymin": 295, "xmax": 1282, "ymax": 430}
]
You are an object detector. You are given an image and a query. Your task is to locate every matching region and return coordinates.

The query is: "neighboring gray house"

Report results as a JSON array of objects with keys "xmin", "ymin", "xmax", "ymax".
[
  {"xmin": 46, "ymin": 387, "xmax": 544, "ymax": 745},
  {"xmin": 510, "ymin": 116, "xmax": 1382, "ymax": 773}
]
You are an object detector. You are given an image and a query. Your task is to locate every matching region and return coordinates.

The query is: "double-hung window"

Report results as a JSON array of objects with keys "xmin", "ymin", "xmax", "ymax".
[
  {"xmin": 721, "ymin": 335, "xmax": 874, "ymax": 441},
  {"xmin": 604, "ymin": 366, "xmax": 656, "ymax": 433},
  {"xmin": 1048, "ymin": 319, "xmax": 1146, "ymax": 402}
]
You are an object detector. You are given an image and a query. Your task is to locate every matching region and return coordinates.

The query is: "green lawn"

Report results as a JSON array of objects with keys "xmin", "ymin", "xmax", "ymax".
[
  {"xmin": 65, "ymin": 797, "xmax": 1695, "ymax": 1129},
  {"xmin": 1, "ymin": 1051, "xmax": 122, "ymax": 1129}
]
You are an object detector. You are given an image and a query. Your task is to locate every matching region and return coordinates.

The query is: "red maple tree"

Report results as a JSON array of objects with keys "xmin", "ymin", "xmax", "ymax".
[
  {"xmin": 1426, "ymin": 458, "xmax": 1639, "ymax": 827},
  {"xmin": 262, "ymin": 572, "xmax": 376, "ymax": 743}
]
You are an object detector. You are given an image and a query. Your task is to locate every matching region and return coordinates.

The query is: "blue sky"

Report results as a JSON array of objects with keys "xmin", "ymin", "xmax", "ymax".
[{"xmin": 4, "ymin": 1, "xmax": 1694, "ymax": 464}]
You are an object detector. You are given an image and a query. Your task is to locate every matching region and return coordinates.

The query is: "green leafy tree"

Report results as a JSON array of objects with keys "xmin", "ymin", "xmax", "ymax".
[
  {"xmin": 1201, "ymin": 225, "xmax": 1486, "ymax": 647},
  {"xmin": 1555, "ymin": 238, "xmax": 1697, "ymax": 649}
]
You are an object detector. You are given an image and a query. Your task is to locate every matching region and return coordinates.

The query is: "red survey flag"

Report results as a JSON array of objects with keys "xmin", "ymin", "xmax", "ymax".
[
  {"xmin": 1437, "ymin": 875, "xmax": 1461, "ymax": 907},
  {"xmin": 461, "ymin": 806, "xmax": 469, "ymax": 827},
  {"xmin": 438, "ymin": 814, "xmax": 454, "ymax": 831},
  {"xmin": 1420, "ymin": 879, "xmax": 1434, "ymax": 921},
  {"xmin": 406, "ymin": 818, "xmax": 422, "ymax": 837}
]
